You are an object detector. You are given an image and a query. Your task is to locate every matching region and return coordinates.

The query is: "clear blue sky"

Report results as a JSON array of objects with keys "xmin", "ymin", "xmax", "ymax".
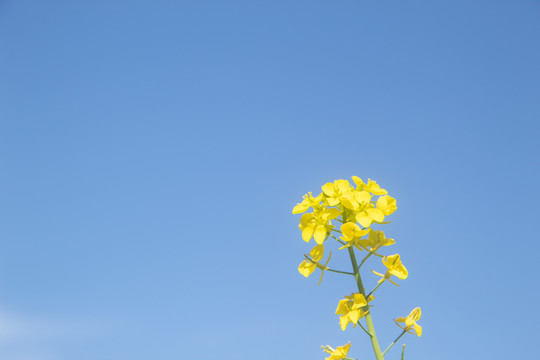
[{"xmin": 1, "ymin": 1, "xmax": 539, "ymax": 359}]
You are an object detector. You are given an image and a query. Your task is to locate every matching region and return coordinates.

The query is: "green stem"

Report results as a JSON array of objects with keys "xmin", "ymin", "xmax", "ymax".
[
  {"xmin": 356, "ymin": 321, "xmax": 371, "ymax": 336},
  {"xmin": 326, "ymin": 268, "xmax": 355, "ymax": 276},
  {"xmin": 358, "ymin": 251, "xmax": 374, "ymax": 269},
  {"xmin": 329, "ymin": 234, "xmax": 347, "ymax": 245},
  {"xmin": 347, "ymin": 246, "xmax": 384, "ymax": 360},
  {"xmin": 382, "ymin": 330, "xmax": 407, "ymax": 356},
  {"xmin": 367, "ymin": 280, "xmax": 385, "ymax": 298},
  {"xmin": 304, "ymin": 255, "xmax": 355, "ymax": 275}
]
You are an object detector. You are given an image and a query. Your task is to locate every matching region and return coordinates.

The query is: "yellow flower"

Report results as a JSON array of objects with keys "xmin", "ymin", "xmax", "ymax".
[
  {"xmin": 298, "ymin": 244, "xmax": 332, "ymax": 285},
  {"xmin": 322, "ymin": 179, "xmax": 353, "ymax": 207},
  {"xmin": 341, "ymin": 222, "xmax": 367, "ymax": 240},
  {"xmin": 355, "ymin": 205, "xmax": 385, "ymax": 228},
  {"xmin": 299, "ymin": 208, "xmax": 341, "ymax": 244},
  {"xmin": 351, "ymin": 176, "xmax": 387, "ymax": 195},
  {"xmin": 322, "ymin": 343, "xmax": 351, "ymax": 360},
  {"xmin": 292, "ymin": 192, "xmax": 323, "ymax": 214},
  {"xmin": 372, "ymin": 254, "xmax": 408, "ymax": 286},
  {"xmin": 395, "ymin": 307, "xmax": 422, "ymax": 337},
  {"xmin": 340, "ymin": 190, "xmax": 372, "ymax": 211},
  {"xmin": 335, "ymin": 293, "xmax": 374, "ymax": 331},
  {"xmin": 376, "ymin": 195, "xmax": 397, "ymax": 215},
  {"xmin": 339, "ymin": 222, "xmax": 370, "ymax": 249},
  {"xmin": 360, "ymin": 229, "xmax": 395, "ymax": 251}
]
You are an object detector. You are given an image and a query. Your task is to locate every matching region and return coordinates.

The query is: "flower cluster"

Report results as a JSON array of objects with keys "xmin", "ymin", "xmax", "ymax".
[
  {"xmin": 293, "ymin": 178, "xmax": 396, "ymax": 234},
  {"xmin": 335, "ymin": 293, "xmax": 374, "ymax": 331},
  {"xmin": 293, "ymin": 177, "xmax": 422, "ymax": 360}
]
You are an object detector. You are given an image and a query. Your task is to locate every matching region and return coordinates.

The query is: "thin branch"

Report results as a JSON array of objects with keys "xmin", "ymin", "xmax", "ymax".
[
  {"xmin": 382, "ymin": 330, "xmax": 407, "ymax": 356},
  {"xmin": 357, "ymin": 321, "xmax": 372, "ymax": 337}
]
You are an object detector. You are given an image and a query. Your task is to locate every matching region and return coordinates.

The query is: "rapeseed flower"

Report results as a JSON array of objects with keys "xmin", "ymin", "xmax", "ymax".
[
  {"xmin": 299, "ymin": 207, "xmax": 341, "ymax": 244},
  {"xmin": 293, "ymin": 192, "xmax": 324, "ymax": 214},
  {"xmin": 321, "ymin": 179, "xmax": 352, "ymax": 206},
  {"xmin": 395, "ymin": 307, "xmax": 422, "ymax": 337},
  {"xmin": 372, "ymin": 254, "xmax": 408, "ymax": 286},
  {"xmin": 322, "ymin": 343, "xmax": 351, "ymax": 360},
  {"xmin": 339, "ymin": 222, "xmax": 370, "ymax": 249},
  {"xmin": 351, "ymin": 176, "xmax": 387, "ymax": 195},
  {"xmin": 298, "ymin": 244, "xmax": 332, "ymax": 285},
  {"xmin": 361, "ymin": 230, "xmax": 395, "ymax": 251},
  {"xmin": 335, "ymin": 293, "xmax": 374, "ymax": 331},
  {"xmin": 376, "ymin": 195, "xmax": 397, "ymax": 215},
  {"xmin": 341, "ymin": 190, "xmax": 372, "ymax": 211},
  {"xmin": 355, "ymin": 206, "xmax": 385, "ymax": 228}
]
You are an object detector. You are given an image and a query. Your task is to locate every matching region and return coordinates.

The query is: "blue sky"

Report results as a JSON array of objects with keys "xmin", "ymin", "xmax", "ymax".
[{"xmin": 1, "ymin": 1, "xmax": 539, "ymax": 359}]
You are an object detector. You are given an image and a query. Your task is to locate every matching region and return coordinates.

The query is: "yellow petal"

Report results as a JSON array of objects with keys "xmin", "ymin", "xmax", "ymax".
[
  {"xmin": 322, "ymin": 183, "xmax": 336, "ymax": 197},
  {"xmin": 354, "ymin": 190, "xmax": 371, "ymax": 204},
  {"xmin": 325, "ymin": 197, "xmax": 340, "ymax": 206},
  {"xmin": 326, "ymin": 208, "xmax": 342, "ymax": 220},
  {"xmin": 366, "ymin": 179, "xmax": 387, "ymax": 195},
  {"xmin": 349, "ymin": 309, "xmax": 361, "ymax": 324},
  {"xmin": 395, "ymin": 317, "xmax": 406, "ymax": 323},
  {"xmin": 335, "ymin": 342, "xmax": 351, "ymax": 357},
  {"xmin": 298, "ymin": 261, "xmax": 316, "ymax": 277},
  {"xmin": 292, "ymin": 202, "xmax": 309, "ymax": 214},
  {"xmin": 390, "ymin": 265, "xmax": 408, "ymax": 280},
  {"xmin": 314, "ymin": 225, "xmax": 327, "ymax": 244},
  {"xmin": 415, "ymin": 323, "xmax": 423, "ymax": 337},
  {"xmin": 356, "ymin": 212, "xmax": 372, "ymax": 228},
  {"xmin": 299, "ymin": 213, "xmax": 314, "ymax": 227},
  {"xmin": 352, "ymin": 293, "xmax": 367, "ymax": 308},
  {"xmin": 335, "ymin": 179, "xmax": 351, "ymax": 193},
  {"xmin": 302, "ymin": 224, "xmax": 315, "ymax": 242},
  {"xmin": 366, "ymin": 208, "xmax": 384, "ymax": 222},
  {"xmin": 335, "ymin": 299, "xmax": 349, "ymax": 315},
  {"xmin": 351, "ymin": 176, "xmax": 364, "ymax": 189},
  {"xmin": 409, "ymin": 307, "xmax": 422, "ymax": 321},
  {"xmin": 339, "ymin": 315, "xmax": 349, "ymax": 331},
  {"xmin": 310, "ymin": 244, "xmax": 325, "ymax": 262},
  {"xmin": 340, "ymin": 196, "xmax": 357, "ymax": 211}
]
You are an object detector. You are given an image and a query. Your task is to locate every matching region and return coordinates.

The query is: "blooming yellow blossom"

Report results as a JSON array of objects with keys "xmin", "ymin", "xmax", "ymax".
[
  {"xmin": 299, "ymin": 207, "xmax": 341, "ymax": 244},
  {"xmin": 321, "ymin": 179, "xmax": 353, "ymax": 207},
  {"xmin": 351, "ymin": 176, "xmax": 387, "ymax": 195},
  {"xmin": 341, "ymin": 189, "xmax": 372, "ymax": 211},
  {"xmin": 322, "ymin": 343, "xmax": 351, "ymax": 360},
  {"xmin": 340, "ymin": 222, "xmax": 369, "ymax": 241},
  {"xmin": 376, "ymin": 195, "xmax": 397, "ymax": 215},
  {"xmin": 372, "ymin": 253, "xmax": 408, "ymax": 286},
  {"xmin": 298, "ymin": 244, "xmax": 332, "ymax": 285},
  {"xmin": 335, "ymin": 293, "xmax": 374, "ymax": 331},
  {"xmin": 298, "ymin": 244, "xmax": 324, "ymax": 277},
  {"xmin": 292, "ymin": 192, "xmax": 324, "ymax": 214},
  {"xmin": 360, "ymin": 229, "xmax": 395, "ymax": 250},
  {"xmin": 395, "ymin": 307, "xmax": 422, "ymax": 337},
  {"xmin": 338, "ymin": 222, "xmax": 370, "ymax": 249},
  {"xmin": 355, "ymin": 206, "xmax": 385, "ymax": 228}
]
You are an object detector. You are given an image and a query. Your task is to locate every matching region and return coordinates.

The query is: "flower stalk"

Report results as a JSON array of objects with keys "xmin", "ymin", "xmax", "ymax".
[
  {"xmin": 347, "ymin": 246, "xmax": 384, "ymax": 360},
  {"xmin": 293, "ymin": 177, "xmax": 422, "ymax": 360}
]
